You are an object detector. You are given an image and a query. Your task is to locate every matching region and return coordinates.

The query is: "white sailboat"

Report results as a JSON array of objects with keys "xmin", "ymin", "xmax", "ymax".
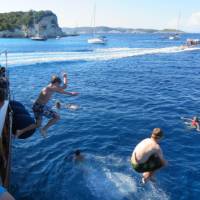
[
  {"xmin": 31, "ymin": 14, "xmax": 47, "ymax": 41},
  {"xmin": 169, "ymin": 12, "xmax": 181, "ymax": 40},
  {"xmin": 87, "ymin": 4, "xmax": 106, "ymax": 44},
  {"xmin": 169, "ymin": 34, "xmax": 180, "ymax": 40}
]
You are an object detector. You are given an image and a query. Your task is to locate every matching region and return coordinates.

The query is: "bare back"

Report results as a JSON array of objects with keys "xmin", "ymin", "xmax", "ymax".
[{"xmin": 131, "ymin": 138, "xmax": 162, "ymax": 164}]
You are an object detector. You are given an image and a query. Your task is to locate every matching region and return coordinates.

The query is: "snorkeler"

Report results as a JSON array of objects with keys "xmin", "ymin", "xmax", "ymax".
[
  {"xmin": 181, "ymin": 116, "xmax": 200, "ymax": 131},
  {"xmin": 16, "ymin": 73, "xmax": 79, "ymax": 138},
  {"xmin": 131, "ymin": 128, "xmax": 167, "ymax": 184}
]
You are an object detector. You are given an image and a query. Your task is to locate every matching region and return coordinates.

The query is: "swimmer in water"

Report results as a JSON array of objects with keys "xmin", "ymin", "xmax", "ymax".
[
  {"xmin": 55, "ymin": 101, "xmax": 61, "ymax": 109},
  {"xmin": 74, "ymin": 150, "xmax": 84, "ymax": 163},
  {"xmin": 181, "ymin": 116, "xmax": 200, "ymax": 131},
  {"xmin": 65, "ymin": 149, "xmax": 84, "ymax": 163}
]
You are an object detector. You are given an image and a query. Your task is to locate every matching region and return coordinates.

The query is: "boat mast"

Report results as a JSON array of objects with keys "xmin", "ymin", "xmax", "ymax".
[
  {"xmin": 176, "ymin": 11, "xmax": 181, "ymax": 34},
  {"xmin": 91, "ymin": 3, "xmax": 96, "ymax": 37}
]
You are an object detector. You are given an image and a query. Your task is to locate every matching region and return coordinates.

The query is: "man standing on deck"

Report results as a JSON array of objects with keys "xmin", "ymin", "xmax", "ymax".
[
  {"xmin": 16, "ymin": 73, "xmax": 78, "ymax": 138},
  {"xmin": 131, "ymin": 128, "xmax": 167, "ymax": 183}
]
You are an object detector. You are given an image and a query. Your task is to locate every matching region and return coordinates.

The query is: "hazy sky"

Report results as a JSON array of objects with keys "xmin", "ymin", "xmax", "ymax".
[{"xmin": 0, "ymin": 0, "xmax": 200, "ymax": 32}]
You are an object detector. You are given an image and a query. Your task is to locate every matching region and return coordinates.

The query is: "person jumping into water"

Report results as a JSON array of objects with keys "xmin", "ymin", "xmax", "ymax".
[
  {"xmin": 181, "ymin": 116, "xmax": 200, "ymax": 131},
  {"xmin": 16, "ymin": 73, "xmax": 78, "ymax": 138},
  {"xmin": 131, "ymin": 128, "xmax": 167, "ymax": 183}
]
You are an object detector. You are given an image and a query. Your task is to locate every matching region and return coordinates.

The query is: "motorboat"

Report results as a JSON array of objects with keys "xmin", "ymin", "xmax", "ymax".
[
  {"xmin": 186, "ymin": 38, "xmax": 200, "ymax": 47},
  {"xmin": 88, "ymin": 36, "xmax": 106, "ymax": 44},
  {"xmin": 31, "ymin": 35, "xmax": 47, "ymax": 41},
  {"xmin": 169, "ymin": 34, "xmax": 180, "ymax": 40}
]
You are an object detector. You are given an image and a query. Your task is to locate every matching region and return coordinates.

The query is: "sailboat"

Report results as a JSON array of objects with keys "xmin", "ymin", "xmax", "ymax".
[
  {"xmin": 169, "ymin": 33, "xmax": 180, "ymax": 40},
  {"xmin": 169, "ymin": 12, "xmax": 181, "ymax": 40},
  {"xmin": 87, "ymin": 4, "xmax": 106, "ymax": 44},
  {"xmin": 31, "ymin": 14, "xmax": 47, "ymax": 41}
]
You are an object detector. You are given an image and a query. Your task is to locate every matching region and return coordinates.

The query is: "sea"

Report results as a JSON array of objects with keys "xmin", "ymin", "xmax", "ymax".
[{"xmin": 1, "ymin": 33, "xmax": 200, "ymax": 200}]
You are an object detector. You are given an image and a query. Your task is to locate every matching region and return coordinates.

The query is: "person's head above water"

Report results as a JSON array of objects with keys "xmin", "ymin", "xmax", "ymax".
[
  {"xmin": 193, "ymin": 116, "xmax": 199, "ymax": 122},
  {"xmin": 75, "ymin": 149, "xmax": 81, "ymax": 156},
  {"xmin": 74, "ymin": 149, "xmax": 84, "ymax": 162},
  {"xmin": 55, "ymin": 101, "xmax": 61, "ymax": 109},
  {"xmin": 51, "ymin": 75, "xmax": 62, "ymax": 85},
  {"xmin": 151, "ymin": 128, "xmax": 163, "ymax": 140}
]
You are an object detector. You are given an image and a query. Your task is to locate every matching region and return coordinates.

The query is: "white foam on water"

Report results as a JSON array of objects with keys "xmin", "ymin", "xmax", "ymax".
[
  {"xmin": 106, "ymin": 171, "xmax": 137, "ymax": 194},
  {"xmin": 140, "ymin": 183, "xmax": 170, "ymax": 200},
  {"xmin": 83, "ymin": 155, "xmax": 170, "ymax": 200},
  {"xmin": 84, "ymin": 166, "xmax": 136, "ymax": 200},
  {"xmin": 1, "ymin": 46, "xmax": 199, "ymax": 66}
]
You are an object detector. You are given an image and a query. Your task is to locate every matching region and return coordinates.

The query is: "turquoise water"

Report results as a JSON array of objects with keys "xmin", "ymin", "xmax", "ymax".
[{"xmin": 1, "ymin": 33, "xmax": 200, "ymax": 200}]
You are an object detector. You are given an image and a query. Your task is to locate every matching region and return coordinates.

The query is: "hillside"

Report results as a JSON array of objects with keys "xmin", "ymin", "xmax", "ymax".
[
  {"xmin": 0, "ymin": 10, "xmax": 64, "ymax": 38},
  {"xmin": 62, "ymin": 26, "xmax": 184, "ymax": 34}
]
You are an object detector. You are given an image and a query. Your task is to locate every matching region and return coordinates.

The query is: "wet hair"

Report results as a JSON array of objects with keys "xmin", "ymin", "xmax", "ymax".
[
  {"xmin": 75, "ymin": 150, "xmax": 81, "ymax": 156},
  {"xmin": 151, "ymin": 128, "xmax": 163, "ymax": 139},
  {"xmin": 55, "ymin": 101, "xmax": 61, "ymax": 109},
  {"xmin": 51, "ymin": 75, "xmax": 62, "ymax": 84},
  {"xmin": 193, "ymin": 116, "xmax": 199, "ymax": 122}
]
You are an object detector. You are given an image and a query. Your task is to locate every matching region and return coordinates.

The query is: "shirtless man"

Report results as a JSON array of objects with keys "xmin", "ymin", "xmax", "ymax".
[
  {"xmin": 131, "ymin": 128, "xmax": 167, "ymax": 183},
  {"xmin": 16, "ymin": 73, "xmax": 78, "ymax": 138}
]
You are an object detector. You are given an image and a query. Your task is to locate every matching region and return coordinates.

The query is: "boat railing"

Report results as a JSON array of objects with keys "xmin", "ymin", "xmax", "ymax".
[{"xmin": 0, "ymin": 50, "xmax": 13, "ymax": 190}]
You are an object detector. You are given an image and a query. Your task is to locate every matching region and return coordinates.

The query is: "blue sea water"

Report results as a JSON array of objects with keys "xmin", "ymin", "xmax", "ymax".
[{"xmin": 1, "ymin": 33, "xmax": 200, "ymax": 200}]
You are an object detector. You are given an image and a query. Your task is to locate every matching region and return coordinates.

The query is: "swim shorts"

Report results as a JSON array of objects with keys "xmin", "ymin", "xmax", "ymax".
[
  {"xmin": 32, "ymin": 102, "xmax": 57, "ymax": 119},
  {"xmin": 131, "ymin": 154, "xmax": 163, "ymax": 173}
]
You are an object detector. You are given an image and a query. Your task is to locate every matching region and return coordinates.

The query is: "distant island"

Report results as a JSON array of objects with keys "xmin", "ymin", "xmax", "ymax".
[
  {"xmin": 62, "ymin": 26, "xmax": 184, "ymax": 35},
  {"xmin": 0, "ymin": 10, "xmax": 185, "ymax": 38},
  {"xmin": 0, "ymin": 10, "xmax": 64, "ymax": 38}
]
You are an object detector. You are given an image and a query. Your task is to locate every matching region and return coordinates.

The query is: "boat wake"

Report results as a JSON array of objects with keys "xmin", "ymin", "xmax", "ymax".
[{"xmin": 2, "ymin": 46, "xmax": 200, "ymax": 66}]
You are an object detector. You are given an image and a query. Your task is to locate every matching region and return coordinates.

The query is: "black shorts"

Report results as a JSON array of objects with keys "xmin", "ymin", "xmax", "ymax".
[
  {"xmin": 32, "ymin": 102, "xmax": 57, "ymax": 120},
  {"xmin": 132, "ymin": 154, "xmax": 163, "ymax": 173}
]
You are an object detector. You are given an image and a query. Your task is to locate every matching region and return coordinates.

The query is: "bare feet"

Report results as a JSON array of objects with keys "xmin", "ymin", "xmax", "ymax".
[
  {"xmin": 40, "ymin": 128, "xmax": 47, "ymax": 138},
  {"xmin": 142, "ymin": 172, "xmax": 153, "ymax": 183},
  {"xmin": 142, "ymin": 177, "xmax": 146, "ymax": 184}
]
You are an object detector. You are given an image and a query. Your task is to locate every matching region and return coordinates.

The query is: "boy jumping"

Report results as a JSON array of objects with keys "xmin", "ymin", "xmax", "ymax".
[{"xmin": 16, "ymin": 73, "xmax": 78, "ymax": 138}]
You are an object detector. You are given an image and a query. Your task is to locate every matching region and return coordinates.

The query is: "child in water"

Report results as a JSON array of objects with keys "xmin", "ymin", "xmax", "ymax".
[
  {"xmin": 65, "ymin": 149, "xmax": 84, "ymax": 163},
  {"xmin": 182, "ymin": 116, "xmax": 200, "ymax": 131}
]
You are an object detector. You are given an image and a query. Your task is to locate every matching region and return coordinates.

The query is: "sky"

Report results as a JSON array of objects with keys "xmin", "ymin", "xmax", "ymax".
[{"xmin": 0, "ymin": 0, "xmax": 200, "ymax": 32}]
